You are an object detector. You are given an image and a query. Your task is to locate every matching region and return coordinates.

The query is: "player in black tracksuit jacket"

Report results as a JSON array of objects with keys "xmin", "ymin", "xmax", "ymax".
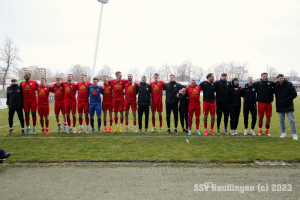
[
  {"xmin": 241, "ymin": 77, "xmax": 257, "ymax": 135},
  {"xmin": 214, "ymin": 73, "xmax": 231, "ymax": 134},
  {"xmin": 229, "ymin": 78, "xmax": 242, "ymax": 135},
  {"xmin": 177, "ymin": 88, "xmax": 189, "ymax": 133}
]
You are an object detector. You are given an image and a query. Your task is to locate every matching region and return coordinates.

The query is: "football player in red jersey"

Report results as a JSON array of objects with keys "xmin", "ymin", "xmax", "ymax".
[
  {"xmin": 102, "ymin": 76, "xmax": 113, "ymax": 133},
  {"xmin": 109, "ymin": 71, "xmax": 128, "ymax": 132},
  {"xmin": 37, "ymin": 78, "xmax": 50, "ymax": 134},
  {"xmin": 150, "ymin": 73, "xmax": 165, "ymax": 133},
  {"xmin": 64, "ymin": 74, "xmax": 78, "ymax": 133},
  {"xmin": 20, "ymin": 73, "xmax": 39, "ymax": 135},
  {"xmin": 124, "ymin": 74, "xmax": 138, "ymax": 133},
  {"xmin": 49, "ymin": 77, "xmax": 67, "ymax": 133},
  {"xmin": 77, "ymin": 74, "xmax": 92, "ymax": 133},
  {"xmin": 185, "ymin": 77, "xmax": 201, "ymax": 135}
]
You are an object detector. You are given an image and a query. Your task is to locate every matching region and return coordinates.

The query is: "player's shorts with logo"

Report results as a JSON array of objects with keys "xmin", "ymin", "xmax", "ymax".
[
  {"xmin": 77, "ymin": 100, "xmax": 89, "ymax": 114},
  {"xmin": 151, "ymin": 101, "xmax": 163, "ymax": 112},
  {"xmin": 124, "ymin": 100, "xmax": 137, "ymax": 112},
  {"xmin": 54, "ymin": 103, "xmax": 65, "ymax": 115},
  {"xmin": 38, "ymin": 104, "xmax": 49, "ymax": 118},
  {"xmin": 65, "ymin": 102, "xmax": 76, "ymax": 114},
  {"xmin": 23, "ymin": 101, "xmax": 37, "ymax": 113},
  {"xmin": 89, "ymin": 103, "xmax": 102, "ymax": 117},
  {"xmin": 113, "ymin": 98, "xmax": 124, "ymax": 112},
  {"xmin": 203, "ymin": 101, "xmax": 216, "ymax": 115},
  {"xmin": 258, "ymin": 102, "xmax": 272, "ymax": 118}
]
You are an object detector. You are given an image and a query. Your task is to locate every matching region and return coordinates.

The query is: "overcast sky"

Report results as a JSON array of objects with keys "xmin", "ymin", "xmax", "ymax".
[{"xmin": 1, "ymin": 0, "xmax": 300, "ymax": 79}]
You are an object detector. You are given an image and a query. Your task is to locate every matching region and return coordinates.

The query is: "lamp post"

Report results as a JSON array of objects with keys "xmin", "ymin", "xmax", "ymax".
[{"xmin": 91, "ymin": 0, "xmax": 108, "ymax": 82}]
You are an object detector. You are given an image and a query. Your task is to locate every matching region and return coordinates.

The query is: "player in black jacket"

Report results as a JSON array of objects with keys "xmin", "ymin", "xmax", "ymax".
[
  {"xmin": 6, "ymin": 79, "xmax": 25, "ymax": 135},
  {"xmin": 163, "ymin": 74, "xmax": 185, "ymax": 134},
  {"xmin": 136, "ymin": 76, "xmax": 151, "ymax": 133},
  {"xmin": 253, "ymin": 72, "xmax": 276, "ymax": 136},
  {"xmin": 275, "ymin": 74, "xmax": 298, "ymax": 140},
  {"xmin": 214, "ymin": 73, "xmax": 231, "ymax": 134},
  {"xmin": 229, "ymin": 78, "xmax": 242, "ymax": 135},
  {"xmin": 241, "ymin": 77, "xmax": 257, "ymax": 136},
  {"xmin": 177, "ymin": 88, "xmax": 189, "ymax": 133}
]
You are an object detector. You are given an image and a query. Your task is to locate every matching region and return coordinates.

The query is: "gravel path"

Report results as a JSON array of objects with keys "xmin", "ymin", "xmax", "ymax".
[{"xmin": 1, "ymin": 166, "xmax": 300, "ymax": 199}]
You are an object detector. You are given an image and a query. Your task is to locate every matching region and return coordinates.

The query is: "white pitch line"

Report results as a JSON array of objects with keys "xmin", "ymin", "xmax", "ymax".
[{"xmin": 0, "ymin": 135, "xmax": 290, "ymax": 139}]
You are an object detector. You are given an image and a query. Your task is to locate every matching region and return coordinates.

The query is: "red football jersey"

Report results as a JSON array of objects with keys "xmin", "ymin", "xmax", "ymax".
[
  {"xmin": 109, "ymin": 79, "xmax": 128, "ymax": 99},
  {"xmin": 50, "ymin": 85, "xmax": 65, "ymax": 104},
  {"xmin": 102, "ymin": 83, "xmax": 113, "ymax": 104},
  {"xmin": 20, "ymin": 80, "xmax": 39, "ymax": 102},
  {"xmin": 186, "ymin": 84, "xmax": 201, "ymax": 105},
  {"xmin": 124, "ymin": 82, "xmax": 138, "ymax": 101},
  {"xmin": 63, "ymin": 82, "xmax": 78, "ymax": 103},
  {"xmin": 37, "ymin": 85, "xmax": 50, "ymax": 105},
  {"xmin": 77, "ymin": 82, "xmax": 92, "ymax": 102},
  {"xmin": 150, "ymin": 81, "xmax": 165, "ymax": 102}
]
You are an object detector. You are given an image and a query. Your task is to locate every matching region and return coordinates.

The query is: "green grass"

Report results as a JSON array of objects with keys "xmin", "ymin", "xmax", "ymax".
[{"xmin": 1, "ymin": 96, "xmax": 300, "ymax": 163}]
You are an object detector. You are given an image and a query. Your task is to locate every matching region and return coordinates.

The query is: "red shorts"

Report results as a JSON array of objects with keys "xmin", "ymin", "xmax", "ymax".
[
  {"xmin": 54, "ymin": 103, "xmax": 65, "ymax": 115},
  {"xmin": 258, "ymin": 102, "xmax": 272, "ymax": 118},
  {"xmin": 77, "ymin": 100, "xmax": 89, "ymax": 114},
  {"xmin": 188, "ymin": 105, "xmax": 201, "ymax": 118},
  {"xmin": 102, "ymin": 102, "xmax": 112, "ymax": 112},
  {"xmin": 38, "ymin": 104, "xmax": 49, "ymax": 118},
  {"xmin": 203, "ymin": 101, "xmax": 216, "ymax": 116},
  {"xmin": 151, "ymin": 101, "xmax": 163, "ymax": 112},
  {"xmin": 113, "ymin": 98, "xmax": 124, "ymax": 112},
  {"xmin": 23, "ymin": 101, "xmax": 37, "ymax": 113},
  {"xmin": 65, "ymin": 102, "xmax": 77, "ymax": 114},
  {"xmin": 124, "ymin": 100, "xmax": 137, "ymax": 112}
]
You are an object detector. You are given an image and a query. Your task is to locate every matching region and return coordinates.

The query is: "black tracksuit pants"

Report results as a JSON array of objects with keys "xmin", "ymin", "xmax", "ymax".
[
  {"xmin": 0, "ymin": 148, "xmax": 8, "ymax": 159},
  {"xmin": 179, "ymin": 109, "xmax": 188, "ymax": 130},
  {"xmin": 166, "ymin": 104, "xmax": 178, "ymax": 128},
  {"xmin": 138, "ymin": 105, "xmax": 149, "ymax": 129},
  {"xmin": 216, "ymin": 102, "xmax": 230, "ymax": 129},
  {"xmin": 243, "ymin": 105, "xmax": 257, "ymax": 130},
  {"xmin": 8, "ymin": 108, "xmax": 24, "ymax": 128},
  {"xmin": 230, "ymin": 106, "xmax": 241, "ymax": 130}
]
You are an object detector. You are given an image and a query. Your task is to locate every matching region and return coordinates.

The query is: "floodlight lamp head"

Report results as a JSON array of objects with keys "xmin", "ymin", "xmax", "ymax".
[{"xmin": 97, "ymin": 0, "xmax": 108, "ymax": 3}]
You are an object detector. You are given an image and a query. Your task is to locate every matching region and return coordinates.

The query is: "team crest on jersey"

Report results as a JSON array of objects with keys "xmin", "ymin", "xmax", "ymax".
[
  {"xmin": 252, "ymin": 88, "xmax": 255, "ymax": 91},
  {"xmin": 227, "ymin": 83, "xmax": 229, "ymax": 85},
  {"xmin": 174, "ymin": 85, "xmax": 176, "ymax": 87},
  {"xmin": 85, "ymin": 83, "xmax": 87, "ymax": 85},
  {"xmin": 60, "ymin": 87, "xmax": 62, "ymax": 89},
  {"xmin": 45, "ymin": 88, "xmax": 47, "ymax": 90},
  {"xmin": 212, "ymin": 83, "xmax": 214, "ymax": 85},
  {"xmin": 30, "ymin": 83, "xmax": 32, "ymax": 85},
  {"xmin": 119, "ymin": 82, "xmax": 121, "ymax": 84},
  {"xmin": 147, "ymin": 88, "xmax": 148, "ymax": 90},
  {"xmin": 196, "ymin": 87, "xmax": 198, "ymax": 89},
  {"xmin": 267, "ymin": 83, "xmax": 270, "ymax": 85},
  {"xmin": 17, "ymin": 90, "xmax": 20, "ymax": 92},
  {"xmin": 71, "ymin": 85, "xmax": 73, "ymax": 87}
]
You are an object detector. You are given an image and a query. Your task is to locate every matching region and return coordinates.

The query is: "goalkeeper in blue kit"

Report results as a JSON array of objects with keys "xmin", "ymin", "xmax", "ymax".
[{"xmin": 88, "ymin": 78, "xmax": 103, "ymax": 133}]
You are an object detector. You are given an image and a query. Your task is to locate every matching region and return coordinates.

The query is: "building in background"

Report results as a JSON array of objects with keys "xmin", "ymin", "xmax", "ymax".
[{"xmin": 19, "ymin": 66, "xmax": 46, "ymax": 80}]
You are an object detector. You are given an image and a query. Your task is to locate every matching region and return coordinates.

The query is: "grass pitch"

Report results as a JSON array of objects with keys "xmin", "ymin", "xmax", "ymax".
[{"xmin": 0, "ymin": 96, "xmax": 299, "ymax": 163}]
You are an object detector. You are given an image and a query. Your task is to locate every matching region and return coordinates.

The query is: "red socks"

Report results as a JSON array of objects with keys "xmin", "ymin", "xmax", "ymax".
[
  {"xmin": 125, "ymin": 122, "xmax": 129, "ymax": 126},
  {"xmin": 204, "ymin": 124, "xmax": 207, "ymax": 129},
  {"xmin": 188, "ymin": 117, "xmax": 192, "ymax": 130},
  {"xmin": 110, "ymin": 120, "xmax": 113, "ymax": 126},
  {"xmin": 259, "ymin": 124, "xmax": 263, "ymax": 128},
  {"xmin": 25, "ymin": 116, "xmax": 30, "ymax": 126},
  {"xmin": 152, "ymin": 117, "xmax": 156, "ymax": 127},
  {"xmin": 210, "ymin": 124, "xmax": 214, "ymax": 130},
  {"xmin": 46, "ymin": 119, "xmax": 49, "ymax": 129},
  {"xmin": 159, "ymin": 115, "xmax": 163, "ymax": 127},
  {"xmin": 133, "ymin": 121, "xmax": 136, "ymax": 126},
  {"xmin": 120, "ymin": 118, "xmax": 124, "ymax": 124},
  {"xmin": 196, "ymin": 117, "xmax": 200, "ymax": 130},
  {"xmin": 104, "ymin": 121, "xmax": 107, "ymax": 127},
  {"xmin": 72, "ymin": 116, "xmax": 76, "ymax": 127},
  {"xmin": 40, "ymin": 119, "xmax": 44, "ymax": 128},
  {"xmin": 114, "ymin": 117, "xmax": 118, "ymax": 124},
  {"xmin": 265, "ymin": 124, "xmax": 269, "ymax": 129},
  {"xmin": 32, "ymin": 116, "xmax": 37, "ymax": 126},
  {"xmin": 79, "ymin": 117, "xmax": 83, "ymax": 125}
]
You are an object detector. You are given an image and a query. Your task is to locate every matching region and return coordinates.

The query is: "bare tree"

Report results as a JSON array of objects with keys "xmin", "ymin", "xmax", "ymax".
[
  {"xmin": 97, "ymin": 64, "xmax": 113, "ymax": 80},
  {"xmin": 208, "ymin": 63, "xmax": 226, "ymax": 80},
  {"xmin": 46, "ymin": 68, "xmax": 53, "ymax": 80},
  {"xmin": 83, "ymin": 65, "xmax": 92, "ymax": 81},
  {"xmin": 54, "ymin": 70, "xmax": 66, "ymax": 81},
  {"xmin": 193, "ymin": 65, "xmax": 205, "ymax": 81},
  {"xmin": 69, "ymin": 64, "xmax": 84, "ymax": 79},
  {"xmin": 0, "ymin": 37, "xmax": 21, "ymax": 89},
  {"xmin": 160, "ymin": 63, "xmax": 172, "ymax": 81},
  {"xmin": 287, "ymin": 69, "xmax": 299, "ymax": 81},
  {"xmin": 128, "ymin": 66, "xmax": 140, "ymax": 82},
  {"xmin": 268, "ymin": 66, "xmax": 278, "ymax": 81},
  {"xmin": 144, "ymin": 66, "xmax": 156, "ymax": 83}
]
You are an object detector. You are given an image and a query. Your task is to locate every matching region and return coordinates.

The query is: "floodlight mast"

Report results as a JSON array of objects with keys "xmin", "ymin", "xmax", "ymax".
[{"xmin": 91, "ymin": 0, "xmax": 108, "ymax": 82}]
